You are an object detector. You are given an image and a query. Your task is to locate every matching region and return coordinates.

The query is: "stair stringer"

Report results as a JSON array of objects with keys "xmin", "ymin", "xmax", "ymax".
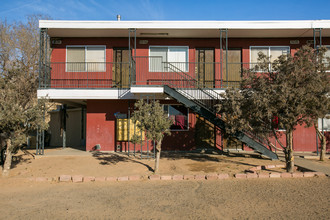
[{"xmin": 163, "ymin": 85, "xmax": 279, "ymax": 160}]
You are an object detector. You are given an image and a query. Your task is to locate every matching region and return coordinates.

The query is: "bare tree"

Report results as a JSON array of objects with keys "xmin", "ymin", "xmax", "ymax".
[
  {"xmin": 131, "ymin": 100, "xmax": 172, "ymax": 173},
  {"xmin": 218, "ymin": 45, "xmax": 330, "ymax": 172},
  {"xmin": 0, "ymin": 15, "xmax": 49, "ymax": 176}
]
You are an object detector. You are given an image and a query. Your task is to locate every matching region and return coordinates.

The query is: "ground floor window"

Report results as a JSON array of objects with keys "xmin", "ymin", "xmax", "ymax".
[
  {"xmin": 272, "ymin": 116, "xmax": 285, "ymax": 131},
  {"xmin": 163, "ymin": 104, "xmax": 188, "ymax": 130},
  {"xmin": 319, "ymin": 45, "xmax": 330, "ymax": 67},
  {"xmin": 318, "ymin": 114, "xmax": 330, "ymax": 131}
]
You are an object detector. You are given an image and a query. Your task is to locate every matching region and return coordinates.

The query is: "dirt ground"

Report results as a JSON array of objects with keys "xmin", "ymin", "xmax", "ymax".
[
  {"xmin": 0, "ymin": 148, "xmax": 329, "ymax": 219},
  {"xmin": 2, "ymin": 148, "xmax": 293, "ymax": 178},
  {"xmin": 0, "ymin": 177, "xmax": 329, "ymax": 219}
]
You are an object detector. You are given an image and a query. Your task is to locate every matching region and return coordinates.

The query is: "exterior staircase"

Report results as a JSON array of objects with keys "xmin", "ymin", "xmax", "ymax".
[{"xmin": 160, "ymin": 63, "xmax": 279, "ymax": 160}]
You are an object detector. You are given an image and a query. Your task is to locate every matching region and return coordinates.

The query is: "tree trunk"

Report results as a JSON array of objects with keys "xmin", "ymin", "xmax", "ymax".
[
  {"xmin": 319, "ymin": 133, "xmax": 326, "ymax": 161},
  {"xmin": 154, "ymin": 139, "xmax": 162, "ymax": 173},
  {"xmin": 315, "ymin": 125, "xmax": 327, "ymax": 161},
  {"xmin": 2, "ymin": 139, "xmax": 13, "ymax": 177},
  {"xmin": 285, "ymin": 130, "xmax": 294, "ymax": 172}
]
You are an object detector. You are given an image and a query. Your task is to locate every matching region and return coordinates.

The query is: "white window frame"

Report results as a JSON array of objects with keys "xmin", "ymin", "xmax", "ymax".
[
  {"xmin": 317, "ymin": 45, "xmax": 330, "ymax": 70},
  {"xmin": 66, "ymin": 45, "xmax": 106, "ymax": 72},
  {"xmin": 249, "ymin": 46, "xmax": 290, "ymax": 71},
  {"xmin": 163, "ymin": 104, "xmax": 189, "ymax": 131},
  {"xmin": 149, "ymin": 46, "xmax": 189, "ymax": 72},
  {"xmin": 318, "ymin": 114, "xmax": 330, "ymax": 132}
]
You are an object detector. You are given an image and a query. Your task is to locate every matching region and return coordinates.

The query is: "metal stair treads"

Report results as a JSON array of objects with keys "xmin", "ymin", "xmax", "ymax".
[{"xmin": 163, "ymin": 85, "xmax": 279, "ymax": 160}]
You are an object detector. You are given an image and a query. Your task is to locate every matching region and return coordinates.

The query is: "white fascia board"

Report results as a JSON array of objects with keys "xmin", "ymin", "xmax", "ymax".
[
  {"xmin": 312, "ymin": 20, "xmax": 330, "ymax": 29},
  {"xmin": 39, "ymin": 20, "xmax": 330, "ymax": 30},
  {"xmin": 37, "ymin": 89, "xmax": 119, "ymax": 99},
  {"xmin": 130, "ymin": 86, "xmax": 164, "ymax": 94}
]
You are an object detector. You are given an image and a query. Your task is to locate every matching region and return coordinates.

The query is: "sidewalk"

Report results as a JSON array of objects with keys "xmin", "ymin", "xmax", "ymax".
[
  {"xmin": 293, "ymin": 157, "xmax": 330, "ymax": 176},
  {"xmin": 276, "ymin": 153, "xmax": 330, "ymax": 176},
  {"xmin": 33, "ymin": 147, "xmax": 92, "ymax": 158}
]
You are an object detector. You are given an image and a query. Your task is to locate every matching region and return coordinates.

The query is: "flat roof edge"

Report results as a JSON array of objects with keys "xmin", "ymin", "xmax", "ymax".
[{"xmin": 39, "ymin": 20, "xmax": 330, "ymax": 30}]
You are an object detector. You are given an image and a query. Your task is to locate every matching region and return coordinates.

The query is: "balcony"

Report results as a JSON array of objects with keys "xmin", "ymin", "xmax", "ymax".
[
  {"xmin": 39, "ymin": 62, "xmax": 130, "ymax": 89},
  {"xmin": 39, "ymin": 59, "xmax": 250, "ymax": 89}
]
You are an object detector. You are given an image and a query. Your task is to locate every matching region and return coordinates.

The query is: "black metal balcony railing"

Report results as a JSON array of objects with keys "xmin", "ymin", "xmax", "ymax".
[
  {"xmin": 39, "ymin": 62, "xmax": 130, "ymax": 88},
  {"xmin": 133, "ymin": 56, "xmax": 245, "ymax": 89},
  {"xmin": 39, "ymin": 60, "xmax": 250, "ymax": 89}
]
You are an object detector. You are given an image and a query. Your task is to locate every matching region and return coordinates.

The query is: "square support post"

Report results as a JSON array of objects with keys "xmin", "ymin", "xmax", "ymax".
[
  {"xmin": 313, "ymin": 28, "xmax": 322, "ymax": 50},
  {"xmin": 62, "ymin": 104, "xmax": 67, "ymax": 149},
  {"xmin": 219, "ymin": 29, "xmax": 228, "ymax": 88}
]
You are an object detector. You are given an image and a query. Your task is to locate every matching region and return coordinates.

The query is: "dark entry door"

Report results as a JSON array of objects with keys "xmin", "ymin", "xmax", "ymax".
[
  {"xmin": 113, "ymin": 48, "xmax": 130, "ymax": 88},
  {"xmin": 222, "ymin": 49, "xmax": 242, "ymax": 88},
  {"xmin": 196, "ymin": 48, "xmax": 215, "ymax": 88}
]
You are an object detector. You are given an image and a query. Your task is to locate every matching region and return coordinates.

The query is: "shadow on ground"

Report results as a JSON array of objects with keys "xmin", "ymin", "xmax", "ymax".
[
  {"xmin": 11, "ymin": 152, "xmax": 33, "ymax": 169},
  {"xmin": 161, "ymin": 151, "xmax": 273, "ymax": 167},
  {"xmin": 92, "ymin": 152, "xmax": 154, "ymax": 172}
]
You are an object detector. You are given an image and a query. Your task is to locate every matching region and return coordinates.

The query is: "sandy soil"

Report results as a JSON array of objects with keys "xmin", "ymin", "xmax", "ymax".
[
  {"xmin": 0, "ymin": 178, "xmax": 328, "ymax": 219},
  {"xmin": 3, "ymin": 148, "xmax": 289, "ymax": 178}
]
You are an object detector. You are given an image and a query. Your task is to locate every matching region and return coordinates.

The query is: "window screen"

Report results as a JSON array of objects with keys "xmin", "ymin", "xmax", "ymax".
[
  {"xmin": 250, "ymin": 46, "xmax": 289, "ymax": 70},
  {"xmin": 66, "ymin": 46, "xmax": 105, "ymax": 72},
  {"xmin": 150, "ymin": 46, "xmax": 188, "ymax": 72},
  {"xmin": 67, "ymin": 47, "xmax": 85, "ymax": 71}
]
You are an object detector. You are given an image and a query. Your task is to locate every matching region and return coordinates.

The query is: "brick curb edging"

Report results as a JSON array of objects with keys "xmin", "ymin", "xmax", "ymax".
[
  {"xmin": 246, "ymin": 164, "xmax": 292, "ymax": 173},
  {"xmin": 23, "ymin": 171, "xmax": 327, "ymax": 183}
]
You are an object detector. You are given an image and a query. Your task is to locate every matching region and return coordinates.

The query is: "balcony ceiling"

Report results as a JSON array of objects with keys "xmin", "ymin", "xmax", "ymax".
[{"xmin": 41, "ymin": 20, "xmax": 330, "ymax": 38}]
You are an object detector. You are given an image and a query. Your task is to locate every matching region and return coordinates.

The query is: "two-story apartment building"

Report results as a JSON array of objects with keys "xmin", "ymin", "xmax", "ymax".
[{"xmin": 37, "ymin": 19, "xmax": 330, "ymax": 159}]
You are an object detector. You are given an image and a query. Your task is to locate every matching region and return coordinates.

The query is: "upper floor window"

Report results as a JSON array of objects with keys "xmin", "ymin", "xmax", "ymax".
[
  {"xmin": 250, "ymin": 46, "xmax": 290, "ymax": 70},
  {"xmin": 149, "ymin": 46, "xmax": 188, "ymax": 72},
  {"xmin": 66, "ymin": 46, "xmax": 106, "ymax": 72}
]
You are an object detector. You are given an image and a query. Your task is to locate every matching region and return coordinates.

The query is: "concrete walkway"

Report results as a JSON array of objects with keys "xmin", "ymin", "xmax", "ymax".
[
  {"xmin": 293, "ymin": 157, "xmax": 330, "ymax": 176},
  {"xmin": 34, "ymin": 147, "xmax": 92, "ymax": 158},
  {"xmin": 277, "ymin": 153, "xmax": 330, "ymax": 176}
]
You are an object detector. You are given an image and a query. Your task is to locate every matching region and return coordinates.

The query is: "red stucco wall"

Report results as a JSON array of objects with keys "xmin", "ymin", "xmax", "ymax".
[
  {"xmin": 57, "ymin": 37, "xmax": 330, "ymax": 152},
  {"xmin": 86, "ymin": 99, "xmax": 328, "ymax": 152},
  {"xmin": 86, "ymin": 99, "xmax": 221, "ymax": 152},
  {"xmin": 51, "ymin": 37, "xmax": 330, "ymax": 88}
]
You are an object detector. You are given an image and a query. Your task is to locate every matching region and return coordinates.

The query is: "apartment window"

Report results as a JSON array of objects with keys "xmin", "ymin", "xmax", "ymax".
[
  {"xmin": 149, "ymin": 46, "xmax": 188, "ymax": 72},
  {"xmin": 318, "ymin": 115, "xmax": 330, "ymax": 131},
  {"xmin": 324, "ymin": 46, "xmax": 330, "ymax": 58},
  {"xmin": 163, "ymin": 104, "xmax": 188, "ymax": 130},
  {"xmin": 272, "ymin": 116, "xmax": 285, "ymax": 131},
  {"xmin": 320, "ymin": 46, "xmax": 330, "ymax": 67},
  {"xmin": 250, "ymin": 46, "xmax": 290, "ymax": 70},
  {"xmin": 66, "ymin": 46, "xmax": 106, "ymax": 72}
]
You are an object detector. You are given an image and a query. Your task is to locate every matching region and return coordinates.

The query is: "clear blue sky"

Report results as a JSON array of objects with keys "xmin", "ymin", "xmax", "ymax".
[{"xmin": 1, "ymin": 0, "xmax": 330, "ymax": 22}]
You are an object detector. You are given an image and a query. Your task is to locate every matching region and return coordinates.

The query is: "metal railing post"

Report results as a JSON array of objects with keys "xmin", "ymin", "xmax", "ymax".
[
  {"xmin": 225, "ymin": 29, "xmax": 228, "ymax": 88},
  {"xmin": 220, "ymin": 29, "xmax": 223, "ymax": 88},
  {"xmin": 313, "ymin": 28, "xmax": 322, "ymax": 51}
]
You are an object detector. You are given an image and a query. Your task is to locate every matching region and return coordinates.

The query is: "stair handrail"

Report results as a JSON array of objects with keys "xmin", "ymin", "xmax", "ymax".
[
  {"xmin": 163, "ymin": 62, "xmax": 276, "ymax": 155},
  {"xmin": 164, "ymin": 62, "xmax": 222, "ymax": 100},
  {"xmin": 162, "ymin": 62, "xmax": 222, "ymax": 113}
]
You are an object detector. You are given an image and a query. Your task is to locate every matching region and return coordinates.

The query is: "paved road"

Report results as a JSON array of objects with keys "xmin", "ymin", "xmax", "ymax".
[{"xmin": 0, "ymin": 177, "xmax": 329, "ymax": 219}]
